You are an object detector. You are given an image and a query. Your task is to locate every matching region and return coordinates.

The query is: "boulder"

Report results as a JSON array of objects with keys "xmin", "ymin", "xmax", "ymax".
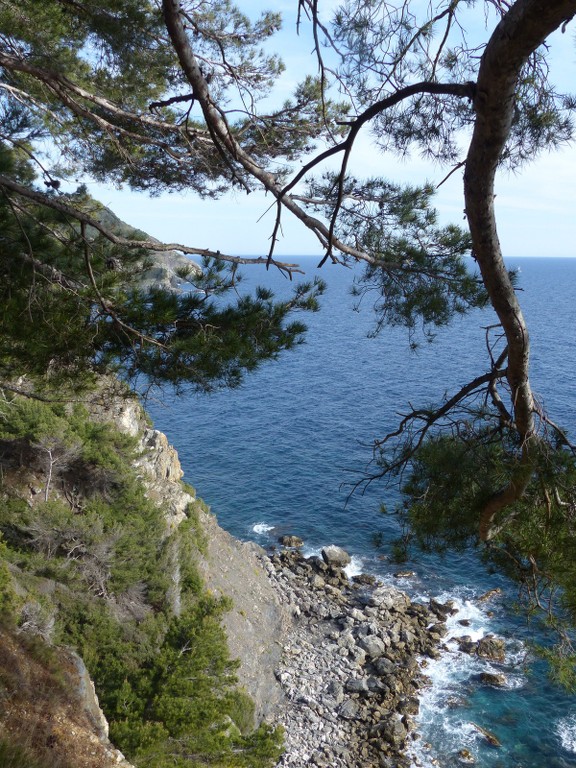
[
  {"xmin": 353, "ymin": 573, "xmax": 377, "ymax": 586},
  {"xmin": 470, "ymin": 722, "xmax": 501, "ymax": 747},
  {"xmin": 476, "ymin": 635, "xmax": 506, "ymax": 662},
  {"xmin": 325, "ymin": 680, "xmax": 344, "ymax": 704},
  {"xmin": 339, "ymin": 699, "xmax": 361, "ymax": 720},
  {"xmin": 373, "ymin": 657, "xmax": 397, "ymax": 676},
  {"xmin": 478, "ymin": 672, "xmax": 507, "ymax": 687},
  {"xmin": 321, "ymin": 545, "xmax": 351, "ymax": 567},
  {"xmin": 477, "ymin": 587, "xmax": 502, "ymax": 603},
  {"xmin": 279, "ymin": 535, "xmax": 304, "ymax": 547},
  {"xmin": 358, "ymin": 634, "xmax": 387, "ymax": 659},
  {"xmin": 310, "ymin": 574, "xmax": 326, "ymax": 589},
  {"xmin": 457, "ymin": 634, "xmax": 505, "ymax": 660},
  {"xmin": 345, "ymin": 677, "xmax": 369, "ymax": 694},
  {"xmin": 372, "ymin": 717, "xmax": 408, "ymax": 748},
  {"xmin": 429, "ymin": 598, "xmax": 457, "ymax": 618},
  {"xmin": 396, "ymin": 696, "xmax": 420, "ymax": 716},
  {"xmin": 367, "ymin": 586, "xmax": 410, "ymax": 612}
]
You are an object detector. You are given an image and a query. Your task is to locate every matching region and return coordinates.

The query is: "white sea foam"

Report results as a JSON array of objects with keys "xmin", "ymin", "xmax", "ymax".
[
  {"xmin": 407, "ymin": 590, "xmax": 528, "ymax": 766},
  {"xmin": 302, "ymin": 545, "xmax": 321, "ymax": 559},
  {"xmin": 252, "ymin": 522, "xmax": 274, "ymax": 535},
  {"xmin": 409, "ymin": 720, "xmax": 479, "ymax": 767},
  {"xmin": 557, "ymin": 714, "xmax": 576, "ymax": 753},
  {"xmin": 504, "ymin": 639, "xmax": 530, "ymax": 668},
  {"xmin": 344, "ymin": 555, "xmax": 364, "ymax": 578}
]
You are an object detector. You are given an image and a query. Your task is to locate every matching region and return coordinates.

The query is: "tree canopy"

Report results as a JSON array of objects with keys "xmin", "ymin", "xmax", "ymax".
[
  {"xmin": 0, "ymin": 0, "xmax": 327, "ymax": 391},
  {"xmin": 1, "ymin": 0, "xmax": 576, "ymax": 663}
]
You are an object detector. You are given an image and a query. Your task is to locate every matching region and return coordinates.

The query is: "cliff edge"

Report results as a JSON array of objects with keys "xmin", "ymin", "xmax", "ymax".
[{"xmin": 0, "ymin": 382, "xmax": 288, "ymax": 767}]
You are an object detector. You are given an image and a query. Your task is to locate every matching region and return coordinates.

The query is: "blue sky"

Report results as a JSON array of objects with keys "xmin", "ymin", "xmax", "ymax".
[{"xmin": 89, "ymin": 2, "xmax": 576, "ymax": 259}]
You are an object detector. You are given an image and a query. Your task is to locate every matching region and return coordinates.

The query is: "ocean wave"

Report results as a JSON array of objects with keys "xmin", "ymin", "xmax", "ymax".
[
  {"xmin": 557, "ymin": 714, "xmax": 576, "ymax": 753},
  {"xmin": 301, "ymin": 544, "xmax": 321, "ymax": 559},
  {"xmin": 408, "ymin": 719, "xmax": 479, "ymax": 767},
  {"xmin": 252, "ymin": 521, "xmax": 274, "ymax": 535},
  {"xmin": 344, "ymin": 555, "xmax": 364, "ymax": 578}
]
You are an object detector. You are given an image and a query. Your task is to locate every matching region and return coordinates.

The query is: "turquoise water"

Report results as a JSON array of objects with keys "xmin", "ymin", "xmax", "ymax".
[{"xmin": 147, "ymin": 257, "xmax": 576, "ymax": 767}]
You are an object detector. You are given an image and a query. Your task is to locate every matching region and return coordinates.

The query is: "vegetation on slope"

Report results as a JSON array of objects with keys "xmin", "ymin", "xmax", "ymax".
[{"xmin": 0, "ymin": 387, "xmax": 283, "ymax": 767}]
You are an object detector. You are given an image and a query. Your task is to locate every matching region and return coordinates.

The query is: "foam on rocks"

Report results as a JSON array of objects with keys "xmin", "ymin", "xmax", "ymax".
[{"xmin": 263, "ymin": 546, "xmax": 448, "ymax": 768}]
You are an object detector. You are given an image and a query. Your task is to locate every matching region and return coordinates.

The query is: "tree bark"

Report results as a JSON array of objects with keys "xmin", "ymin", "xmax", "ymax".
[{"xmin": 464, "ymin": 0, "xmax": 576, "ymax": 539}]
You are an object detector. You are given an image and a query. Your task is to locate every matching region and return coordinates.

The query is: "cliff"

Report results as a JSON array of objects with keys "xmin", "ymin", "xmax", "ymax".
[
  {"xmin": 106, "ymin": 391, "xmax": 290, "ymax": 720},
  {"xmin": 0, "ymin": 382, "xmax": 465, "ymax": 768},
  {"xmin": 0, "ymin": 381, "xmax": 287, "ymax": 767}
]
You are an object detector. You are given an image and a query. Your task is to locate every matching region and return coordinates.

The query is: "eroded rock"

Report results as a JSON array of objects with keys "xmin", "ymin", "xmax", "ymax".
[{"xmin": 321, "ymin": 545, "xmax": 352, "ymax": 568}]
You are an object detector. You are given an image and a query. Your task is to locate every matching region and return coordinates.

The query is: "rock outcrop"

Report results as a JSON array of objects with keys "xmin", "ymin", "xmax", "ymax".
[
  {"xmin": 92, "ymin": 389, "xmax": 289, "ymax": 722},
  {"xmin": 0, "ymin": 627, "xmax": 134, "ymax": 768},
  {"xmin": 264, "ymin": 548, "xmax": 447, "ymax": 767},
  {"xmin": 196, "ymin": 513, "xmax": 289, "ymax": 721}
]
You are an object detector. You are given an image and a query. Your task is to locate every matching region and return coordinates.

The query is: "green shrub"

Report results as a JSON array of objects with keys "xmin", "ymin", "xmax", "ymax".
[
  {"xmin": 0, "ymin": 392, "xmax": 283, "ymax": 767},
  {"xmin": 0, "ymin": 536, "xmax": 18, "ymax": 621}
]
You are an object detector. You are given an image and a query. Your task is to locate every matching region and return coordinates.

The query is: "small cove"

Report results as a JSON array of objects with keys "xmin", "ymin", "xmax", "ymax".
[{"xmin": 147, "ymin": 256, "xmax": 576, "ymax": 767}]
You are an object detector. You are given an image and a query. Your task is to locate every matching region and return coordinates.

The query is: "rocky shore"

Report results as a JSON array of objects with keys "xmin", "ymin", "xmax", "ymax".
[{"xmin": 261, "ymin": 545, "xmax": 453, "ymax": 768}]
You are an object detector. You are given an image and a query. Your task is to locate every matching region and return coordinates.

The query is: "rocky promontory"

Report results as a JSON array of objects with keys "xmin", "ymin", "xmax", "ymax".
[{"xmin": 260, "ymin": 547, "xmax": 450, "ymax": 767}]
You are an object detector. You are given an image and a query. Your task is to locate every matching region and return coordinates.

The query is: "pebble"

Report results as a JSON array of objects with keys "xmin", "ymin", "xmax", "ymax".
[{"xmin": 264, "ymin": 548, "xmax": 447, "ymax": 767}]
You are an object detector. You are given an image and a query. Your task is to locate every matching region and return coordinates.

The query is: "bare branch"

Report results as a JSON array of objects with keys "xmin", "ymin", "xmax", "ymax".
[
  {"xmin": 0, "ymin": 173, "xmax": 303, "ymax": 274},
  {"xmin": 365, "ymin": 366, "xmax": 509, "ymax": 487}
]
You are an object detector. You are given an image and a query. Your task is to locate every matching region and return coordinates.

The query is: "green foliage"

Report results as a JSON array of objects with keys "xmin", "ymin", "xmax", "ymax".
[
  {"xmin": 0, "ymin": 140, "xmax": 324, "ymax": 390},
  {"xmin": 535, "ymin": 646, "xmax": 576, "ymax": 692},
  {"xmin": 329, "ymin": 0, "xmax": 572, "ymax": 167},
  {"xmin": 400, "ymin": 425, "xmax": 576, "ymax": 677},
  {"xmin": 305, "ymin": 174, "xmax": 484, "ymax": 339},
  {"xmin": 0, "ymin": 536, "xmax": 18, "ymax": 621},
  {"xmin": 401, "ymin": 430, "xmax": 508, "ymax": 551},
  {"xmin": 54, "ymin": 591, "xmax": 282, "ymax": 768},
  {"xmin": 0, "ymin": 395, "xmax": 167, "ymax": 596},
  {"xmin": 0, "ymin": 392, "xmax": 282, "ymax": 766}
]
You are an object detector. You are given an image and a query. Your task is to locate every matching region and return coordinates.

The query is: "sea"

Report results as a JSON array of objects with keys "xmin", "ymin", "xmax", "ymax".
[{"xmin": 145, "ymin": 256, "xmax": 576, "ymax": 768}]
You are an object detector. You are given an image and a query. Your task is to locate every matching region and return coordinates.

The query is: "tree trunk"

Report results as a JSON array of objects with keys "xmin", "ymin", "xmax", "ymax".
[{"xmin": 464, "ymin": 0, "xmax": 576, "ymax": 539}]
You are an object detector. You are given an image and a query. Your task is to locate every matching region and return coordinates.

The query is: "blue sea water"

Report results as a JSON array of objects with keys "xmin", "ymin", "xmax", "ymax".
[{"xmin": 146, "ymin": 256, "xmax": 576, "ymax": 767}]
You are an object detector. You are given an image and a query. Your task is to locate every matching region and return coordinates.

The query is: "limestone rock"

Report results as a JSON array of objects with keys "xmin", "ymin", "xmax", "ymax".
[
  {"xmin": 196, "ymin": 511, "xmax": 289, "ymax": 721},
  {"xmin": 134, "ymin": 427, "xmax": 192, "ymax": 530},
  {"xmin": 265, "ymin": 546, "xmax": 443, "ymax": 768},
  {"xmin": 477, "ymin": 588, "xmax": 502, "ymax": 603},
  {"xmin": 340, "ymin": 699, "xmax": 361, "ymax": 720},
  {"xmin": 476, "ymin": 636, "xmax": 506, "ymax": 662},
  {"xmin": 321, "ymin": 545, "xmax": 352, "ymax": 568},
  {"xmin": 353, "ymin": 573, "xmax": 377, "ymax": 586},
  {"xmin": 479, "ymin": 672, "xmax": 507, "ymax": 687},
  {"xmin": 372, "ymin": 716, "xmax": 408, "ymax": 748},
  {"xmin": 470, "ymin": 722, "xmax": 502, "ymax": 747},
  {"xmin": 358, "ymin": 634, "xmax": 387, "ymax": 659},
  {"xmin": 279, "ymin": 535, "xmax": 304, "ymax": 547}
]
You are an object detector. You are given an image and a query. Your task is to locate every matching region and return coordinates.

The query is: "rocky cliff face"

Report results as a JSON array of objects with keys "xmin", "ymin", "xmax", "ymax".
[
  {"xmin": 0, "ymin": 625, "xmax": 135, "ymax": 768},
  {"xmin": 108, "ymin": 393, "xmax": 290, "ymax": 721},
  {"xmin": 195, "ymin": 512, "xmax": 290, "ymax": 720},
  {"xmin": 0, "ymin": 384, "xmax": 290, "ymax": 766}
]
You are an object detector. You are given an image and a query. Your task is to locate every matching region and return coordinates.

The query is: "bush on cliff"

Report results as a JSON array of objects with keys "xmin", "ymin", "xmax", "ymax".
[{"xmin": 0, "ymin": 391, "xmax": 283, "ymax": 767}]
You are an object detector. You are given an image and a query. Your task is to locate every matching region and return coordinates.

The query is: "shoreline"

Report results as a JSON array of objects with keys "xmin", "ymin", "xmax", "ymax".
[{"xmin": 260, "ymin": 546, "xmax": 451, "ymax": 768}]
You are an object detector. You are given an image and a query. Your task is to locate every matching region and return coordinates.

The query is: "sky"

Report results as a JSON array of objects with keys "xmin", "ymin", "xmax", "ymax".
[{"xmin": 87, "ymin": 1, "xmax": 576, "ymax": 260}]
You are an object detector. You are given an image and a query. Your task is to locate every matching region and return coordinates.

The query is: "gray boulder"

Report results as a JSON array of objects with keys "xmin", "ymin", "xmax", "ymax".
[
  {"xmin": 358, "ymin": 634, "xmax": 387, "ymax": 659},
  {"xmin": 321, "ymin": 545, "xmax": 351, "ymax": 567}
]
